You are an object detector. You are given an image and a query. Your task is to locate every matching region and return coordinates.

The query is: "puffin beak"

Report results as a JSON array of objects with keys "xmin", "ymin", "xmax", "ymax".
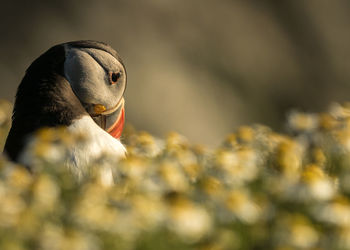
[
  {"xmin": 93, "ymin": 104, "xmax": 107, "ymax": 114},
  {"xmin": 106, "ymin": 103, "xmax": 125, "ymax": 139},
  {"xmin": 89, "ymin": 98, "xmax": 125, "ymax": 139}
]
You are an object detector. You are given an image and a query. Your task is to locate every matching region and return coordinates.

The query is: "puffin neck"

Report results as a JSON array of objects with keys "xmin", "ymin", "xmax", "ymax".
[
  {"xmin": 4, "ymin": 45, "xmax": 87, "ymax": 161},
  {"xmin": 14, "ymin": 45, "xmax": 86, "ymax": 125}
]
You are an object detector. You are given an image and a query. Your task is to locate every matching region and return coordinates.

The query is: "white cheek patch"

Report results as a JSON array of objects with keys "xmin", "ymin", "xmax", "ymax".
[
  {"xmin": 81, "ymin": 48, "xmax": 124, "ymax": 73},
  {"xmin": 64, "ymin": 48, "xmax": 116, "ymax": 108}
]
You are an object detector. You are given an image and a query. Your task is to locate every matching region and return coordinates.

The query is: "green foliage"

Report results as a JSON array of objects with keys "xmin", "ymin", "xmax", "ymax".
[{"xmin": 2, "ymin": 101, "xmax": 350, "ymax": 249}]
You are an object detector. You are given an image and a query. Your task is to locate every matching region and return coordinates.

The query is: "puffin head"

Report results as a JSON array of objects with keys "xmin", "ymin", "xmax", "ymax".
[
  {"xmin": 4, "ymin": 40, "xmax": 127, "ymax": 163},
  {"xmin": 64, "ymin": 41, "xmax": 126, "ymax": 139}
]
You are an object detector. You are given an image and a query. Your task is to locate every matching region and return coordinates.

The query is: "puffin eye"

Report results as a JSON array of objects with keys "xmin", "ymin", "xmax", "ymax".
[{"xmin": 109, "ymin": 72, "xmax": 121, "ymax": 85}]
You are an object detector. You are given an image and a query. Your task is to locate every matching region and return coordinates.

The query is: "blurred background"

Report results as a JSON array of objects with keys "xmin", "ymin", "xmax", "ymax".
[{"xmin": 0, "ymin": 0, "xmax": 350, "ymax": 145}]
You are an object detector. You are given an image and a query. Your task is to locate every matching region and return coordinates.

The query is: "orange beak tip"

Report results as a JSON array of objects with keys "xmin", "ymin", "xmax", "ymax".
[{"xmin": 107, "ymin": 107, "xmax": 125, "ymax": 139}]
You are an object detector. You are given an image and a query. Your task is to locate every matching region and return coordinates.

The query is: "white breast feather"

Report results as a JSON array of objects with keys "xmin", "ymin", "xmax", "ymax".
[{"xmin": 19, "ymin": 116, "xmax": 126, "ymax": 185}]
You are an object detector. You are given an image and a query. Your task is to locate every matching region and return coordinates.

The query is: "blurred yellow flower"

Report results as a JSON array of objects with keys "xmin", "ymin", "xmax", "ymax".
[
  {"xmin": 0, "ymin": 100, "xmax": 350, "ymax": 249},
  {"xmin": 167, "ymin": 196, "xmax": 212, "ymax": 242},
  {"xmin": 225, "ymin": 190, "xmax": 261, "ymax": 224}
]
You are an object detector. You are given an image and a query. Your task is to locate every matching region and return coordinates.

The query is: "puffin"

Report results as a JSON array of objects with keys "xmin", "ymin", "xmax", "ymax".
[{"xmin": 4, "ymin": 40, "xmax": 127, "ymax": 180}]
